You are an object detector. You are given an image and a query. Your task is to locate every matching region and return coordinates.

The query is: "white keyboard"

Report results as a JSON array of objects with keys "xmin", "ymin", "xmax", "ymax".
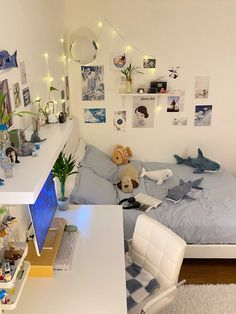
[{"xmin": 54, "ymin": 230, "xmax": 79, "ymax": 271}]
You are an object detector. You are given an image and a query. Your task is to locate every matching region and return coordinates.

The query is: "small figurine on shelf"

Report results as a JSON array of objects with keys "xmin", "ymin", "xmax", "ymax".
[{"xmin": 5, "ymin": 147, "xmax": 20, "ymax": 164}]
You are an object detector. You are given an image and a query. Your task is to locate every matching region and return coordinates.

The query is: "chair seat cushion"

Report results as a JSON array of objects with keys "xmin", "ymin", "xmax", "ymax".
[{"xmin": 125, "ymin": 253, "xmax": 159, "ymax": 311}]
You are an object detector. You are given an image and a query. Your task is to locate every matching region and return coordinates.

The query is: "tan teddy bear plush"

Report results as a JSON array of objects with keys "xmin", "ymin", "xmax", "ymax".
[{"xmin": 112, "ymin": 144, "xmax": 132, "ymax": 165}]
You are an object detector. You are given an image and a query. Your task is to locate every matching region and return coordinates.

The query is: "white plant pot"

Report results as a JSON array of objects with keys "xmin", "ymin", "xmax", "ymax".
[{"xmin": 57, "ymin": 197, "xmax": 69, "ymax": 211}]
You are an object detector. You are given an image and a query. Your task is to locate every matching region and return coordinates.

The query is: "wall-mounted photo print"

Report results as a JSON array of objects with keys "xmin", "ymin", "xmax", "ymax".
[
  {"xmin": 110, "ymin": 52, "xmax": 130, "ymax": 71},
  {"xmin": 113, "ymin": 110, "xmax": 126, "ymax": 132},
  {"xmin": 167, "ymin": 96, "xmax": 180, "ymax": 112},
  {"xmin": 0, "ymin": 79, "xmax": 12, "ymax": 127},
  {"xmin": 172, "ymin": 117, "xmax": 187, "ymax": 126},
  {"xmin": 194, "ymin": 105, "xmax": 212, "ymax": 126},
  {"xmin": 19, "ymin": 61, "xmax": 27, "ymax": 85},
  {"xmin": 22, "ymin": 87, "xmax": 31, "ymax": 106},
  {"xmin": 84, "ymin": 108, "xmax": 106, "ymax": 123},
  {"xmin": 132, "ymin": 96, "xmax": 155, "ymax": 128},
  {"xmin": 81, "ymin": 66, "xmax": 104, "ymax": 101},
  {"xmin": 195, "ymin": 76, "xmax": 209, "ymax": 99},
  {"xmin": 143, "ymin": 58, "xmax": 156, "ymax": 68},
  {"xmin": 167, "ymin": 90, "xmax": 185, "ymax": 112},
  {"xmin": 12, "ymin": 82, "xmax": 22, "ymax": 108}
]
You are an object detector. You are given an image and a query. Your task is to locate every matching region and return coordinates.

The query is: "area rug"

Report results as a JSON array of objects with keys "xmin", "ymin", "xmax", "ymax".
[{"xmin": 160, "ymin": 284, "xmax": 236, "ymax": 314}]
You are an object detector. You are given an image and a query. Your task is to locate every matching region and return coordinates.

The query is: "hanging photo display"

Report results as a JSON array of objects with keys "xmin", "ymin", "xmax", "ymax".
[
  {"xmin": 132, "ymin": 96, "xmax": 155, "ymax": 128},
  {"xmin": 194, "ymin": 105, "xmax": 212, "ymax": 126},
  {"xmin": 22, "ymin": 87, "xmax": 31, "ymax": 107},
  {"xmin": 84, "ymin": 108, "xmax": 106, "ymax": 123},
  {"xmin": 12, "ymin": 82, "xmax": 22, "ymax": 108},
  {"xmin": 81, "ymin": 66, "xmax": 104, "ymax": 101},
  {"xmin": 167, "ymin": 90, "xmax": 185, "ymax": 112},
  {"xmin": 110, "ymin": 52, "xmax": 130, "ymax": 71},
  {"xmin": 113, "ymin": 110, "xmax": 126, "ymax": 132},
  {"xmin": 172, "ymin": 117, "xmax": 187, "ymax": 126},
  {"xmin": 0, "ymin": 79, "xmax": 12, "ymax": 126},
  {"xmin": 143, "ymin": 58, "xmax": 156, "ymax": 68},
  {"xmin": 194, "ymin": 76, "xmax": 209, "ymax": 99},
  {"xmin": 19, "ymin": 61, "xmax": 27, "ymax": 85}
]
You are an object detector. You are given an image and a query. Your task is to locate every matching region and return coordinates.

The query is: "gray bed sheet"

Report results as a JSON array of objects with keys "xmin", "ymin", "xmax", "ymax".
[{"xmin": 121, "ymin": 161, "xmax": 236, "ymax": 244}]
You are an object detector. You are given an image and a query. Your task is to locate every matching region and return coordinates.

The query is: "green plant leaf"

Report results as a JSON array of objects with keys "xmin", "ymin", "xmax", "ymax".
[{"xmin": 50, "ymin": 86, "xmax": 59, "ymax": 92}]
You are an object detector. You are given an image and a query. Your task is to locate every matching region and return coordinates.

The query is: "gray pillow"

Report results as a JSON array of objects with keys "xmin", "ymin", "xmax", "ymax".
[
  {"xmin": 70, "ymin": 166, "xmax": 118, "ymax": 205},
  {"xmin": 81, "ymin": 144, "xmax": 118, "ymax": 184}
]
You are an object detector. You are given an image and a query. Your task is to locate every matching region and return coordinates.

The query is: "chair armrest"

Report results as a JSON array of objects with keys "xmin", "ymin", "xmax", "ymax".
[{"xmin": 140, "ymin": 280, "xmax": 186, "ymax": 314}]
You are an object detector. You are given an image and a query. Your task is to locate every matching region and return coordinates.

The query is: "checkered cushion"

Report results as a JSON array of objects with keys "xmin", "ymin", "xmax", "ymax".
[{"xmin": 125, "ymin": 253, "xmax": 159, "ymax": 311}]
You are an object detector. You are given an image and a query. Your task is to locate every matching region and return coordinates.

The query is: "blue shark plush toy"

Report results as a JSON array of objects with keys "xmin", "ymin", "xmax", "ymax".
[{"xmin": 174, "ymin": 148, "xmax": 220, "ymax": 174}]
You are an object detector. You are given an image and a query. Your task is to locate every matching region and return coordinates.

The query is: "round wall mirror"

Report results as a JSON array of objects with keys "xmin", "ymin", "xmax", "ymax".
[{"xmin": 70, "ymin": 28, "xmax": 98, "ymax": 65}]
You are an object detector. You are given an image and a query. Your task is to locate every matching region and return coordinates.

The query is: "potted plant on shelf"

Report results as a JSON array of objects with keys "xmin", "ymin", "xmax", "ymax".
[
  {"xmin": 0, "ymin": 91, "xmax": 36, "ymax": 153},
  {"xmin": 121, "ymin": 62, "xmax": 143, "ymax": 93},
  {"xmin": 52, "ymin": 151, "xmax": 78, "ymax": 211},
  {"xmin": 36, "ymin": 86, "xmax": 60, "ymax": 125}
]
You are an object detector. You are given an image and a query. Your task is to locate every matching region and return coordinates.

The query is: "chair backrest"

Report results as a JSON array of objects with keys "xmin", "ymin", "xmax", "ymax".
[{"xmin": 130, "ymin": 214, "xmax": 186, "ymax": 290}]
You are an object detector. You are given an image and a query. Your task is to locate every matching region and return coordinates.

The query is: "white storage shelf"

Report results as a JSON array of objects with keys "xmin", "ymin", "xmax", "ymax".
[
  {"xmin": 2, "ymin": 261, "xmax": 30, "ymax": 311},
  {"xmin": 0, "ymin": 242, "xmax": 28, "ymax": 289},
  {"xmin": 0, "ymin": 120, "xmax": 73, "ymax": 205}
]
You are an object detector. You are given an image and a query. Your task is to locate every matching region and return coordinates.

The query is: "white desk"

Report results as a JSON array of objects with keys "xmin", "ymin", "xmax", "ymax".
[{"xmin": 10, "ymin": 205, "xmax": 127, "ymax": 314}]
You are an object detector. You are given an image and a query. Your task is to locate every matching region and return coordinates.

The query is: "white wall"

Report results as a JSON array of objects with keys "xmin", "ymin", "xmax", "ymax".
[
  {"xmin": 0, "ymin": 0, "xmax": 65, "ymax": 240},
  {"xmin": 0, "ymin": 0, "xmax": 66, "ymax": 129},
  {"xmin": 64, "ymin": 0, "xmax": 236, "ymax": 175}
]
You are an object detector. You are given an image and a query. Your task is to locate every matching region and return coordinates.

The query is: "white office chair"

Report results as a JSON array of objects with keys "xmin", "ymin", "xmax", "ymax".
[{"xmin": 128, "ymin": 214, "xmax": 186, "ymax": 314}]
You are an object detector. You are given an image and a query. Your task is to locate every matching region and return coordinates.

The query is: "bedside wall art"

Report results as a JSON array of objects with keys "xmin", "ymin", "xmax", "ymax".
[
  {"xmin": 172, "ymin": 117, "xmax": 188, "ymax": 126},
  {"xmin": 81, "ymin": 66, "xmax": 104, "ymax": 101},
  {"xmin": 84, "ymin": 108, "xmax": 106, "ymax": 123},
  {"xmin": 194, "ymin": 105, "xmax": 212, "ymax": 126},
  {"xmin": 132, "ymin": 96, "xmax": 155, "ymax": 128},
  {"xmin": 195, "ymin": 76, "xmax": 209, "ymax": 99},
  {"xmin": 113, "ymin": 110, "xmax": 126, "ymax": 132},
  {"xmin": 19, "ymin": 61, "xmax": 27, "ymax": 85}
]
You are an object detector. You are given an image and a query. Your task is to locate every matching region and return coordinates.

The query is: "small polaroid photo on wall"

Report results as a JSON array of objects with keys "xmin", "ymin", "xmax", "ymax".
[
  {"xmin": 143, "ymin": 58, "xmax": 156, "ymax": 68},
  {"xmin": 194, "ymin": 105, "xmax": 212, "ymax": 126},
  {"xmin": 22, "ymin": 87, "xmax": 31, "ymax": 107},
  {"xmin": 12, "ymin": 82, "xmax": 22, "ymax": 108},
  {"xmin": 172, "ymin": 117, "xmax": 187, "ymax": 126},
  {"xmin": 195, "ymin": 76, "xmax": 209, "ymax": 99},
  {"xmin": 113, "ymin": 111, "xmax": 126, "ymax": 132}
]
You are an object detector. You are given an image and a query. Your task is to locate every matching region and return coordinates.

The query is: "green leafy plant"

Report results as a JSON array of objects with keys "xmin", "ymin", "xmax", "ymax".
[
  {"xmin": 0, "ymin": 91, "xmax": 35, "ymax": 125},
  {"xmin": 52, "ymin": 152, "xmax": 78, "ymax": 201},
  {"xmin": 121, "ymin": 62, "xmax": 143, "ymax": 82}
]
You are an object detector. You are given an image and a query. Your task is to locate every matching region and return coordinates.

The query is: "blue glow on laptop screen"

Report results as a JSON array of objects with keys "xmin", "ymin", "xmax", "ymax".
[{"xmin": 29, "ymin": 171, "xmax": 57, "ymax": 254}]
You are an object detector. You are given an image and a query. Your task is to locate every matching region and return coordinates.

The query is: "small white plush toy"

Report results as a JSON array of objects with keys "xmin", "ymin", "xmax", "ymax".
[{"xmin": 140, "ymin": 167, "xmax": 173, "ymax": 185}]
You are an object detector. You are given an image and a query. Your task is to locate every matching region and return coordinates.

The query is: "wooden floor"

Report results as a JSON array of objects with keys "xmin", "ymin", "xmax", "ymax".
[{"xmin": 179, "ymin": 259, "xmax": 236, "ymax": 284}]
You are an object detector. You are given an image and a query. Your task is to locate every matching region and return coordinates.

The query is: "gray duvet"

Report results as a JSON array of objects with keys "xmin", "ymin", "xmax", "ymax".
[{"xmin": 121, "ymin": 161, "xmax": 236, "ymax": 244}]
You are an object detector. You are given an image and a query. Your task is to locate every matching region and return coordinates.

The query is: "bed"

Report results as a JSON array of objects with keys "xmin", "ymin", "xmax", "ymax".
[{"xmin": 70, "ymin": 143, "xmax": 236, "ymax": 258}]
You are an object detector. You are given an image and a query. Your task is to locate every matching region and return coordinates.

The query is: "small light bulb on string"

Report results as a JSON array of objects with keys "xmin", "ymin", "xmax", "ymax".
[
  {"xmin": 68, "ymin": 58, "xmax": 71, "ymax": 62},
  {"xmin": 98, "ymin": 21, "xmax": 103, "ymax": 28},
  {"xmin": 61, "ymin": 76, "xmax": 65, "ymax": 82},
  {"xmin": 44, "ymin": 52, "xmax": 48, "ymax": 60},
  {"xmin": 60, "ymin": 38, "xmax": 64, "ymax": 43},
  {"xmin": 125, "ymin": 45, "xmax": 132, "ymax": 52}
]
